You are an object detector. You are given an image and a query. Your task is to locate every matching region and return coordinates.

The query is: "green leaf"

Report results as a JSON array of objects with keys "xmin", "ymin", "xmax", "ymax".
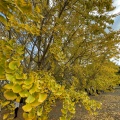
[
  {"xmin": 4, "ymin": 90, "xmax": 17, "ymax": 100},
  {"xmin": 26, "ymin": 95, "xmax": 35, "ymax": 103},
  {"xmin": 38, "ymin": 93, "xmax": 47, "ymax": 103},
  {"xmin": 22, "ymin": 104, "xmax": 32, "ymax": 112},
  {"xmin": 12, "ymin": 84, "xmax": 22, "ymax": 93}
]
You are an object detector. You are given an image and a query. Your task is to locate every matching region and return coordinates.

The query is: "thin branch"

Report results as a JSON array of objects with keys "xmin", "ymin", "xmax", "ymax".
[
  {"xmin": 58, "ymin": 0, "xmax": 69, "ymax": 18},
  {"xmin": 38, "ymin": 32, "xmax": 54, "ymax": 69}
]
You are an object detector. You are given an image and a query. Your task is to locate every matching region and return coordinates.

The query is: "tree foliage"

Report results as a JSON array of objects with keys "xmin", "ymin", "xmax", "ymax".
[{"xmin": 0, "ymin": 0, "xmax": 120, "ymax": 120}]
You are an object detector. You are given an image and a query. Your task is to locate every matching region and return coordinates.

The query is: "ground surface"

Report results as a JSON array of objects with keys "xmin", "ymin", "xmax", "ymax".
[{"xmin": 0, "ymin": 89, "xmax": 120, "ymax": 120}]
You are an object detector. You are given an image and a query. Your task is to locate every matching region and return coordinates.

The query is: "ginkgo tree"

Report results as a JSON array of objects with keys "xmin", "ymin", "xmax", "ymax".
[{"xmin": 0, "ymin": 0, "xmax": 120, "ymax": 120}]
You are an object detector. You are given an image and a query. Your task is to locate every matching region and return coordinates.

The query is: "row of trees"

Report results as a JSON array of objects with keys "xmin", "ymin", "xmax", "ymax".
[{"xmin": 0, "ymin": 0, "xmax": 120, "ymax": 120}]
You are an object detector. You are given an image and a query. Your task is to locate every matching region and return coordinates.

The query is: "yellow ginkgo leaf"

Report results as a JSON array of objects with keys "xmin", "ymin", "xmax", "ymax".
[
  {"xmin": 14, "ymin": 79, "xmax": 23, "ymax": 85},
  {"xmin": 28, "ymin": 110, "xmax": 35, "ymax": 119},
  {"xmin": 16, "ymin": 96, "xmax": 21, "ymax": 102},
  {"xmin": 6, "ymin": 73, "xmax": 15, "ymax": 81},
  {"xmin": 4, "ymin": 90, "xmax": 17, "ymax": 100},
  {"xmin": 38, "ymin": 93, "xmax": 47, "ymax": 103},
  {"xmin": 9, "ymin": 61, "xmax": 20, "ymax": 70},
  {"xmin": 29, "ymin": 84, "xmax": 37, "ymax": 94},
  {"xmin": 0, "ymin": 74, "xmax": 6, "ymax": 80},
  {"xmin": 22, "ymin": 104, "xmax": 32, "ymax": 112},
  {"xmin": 26, "ymin": 95, "xmax": 35, "ymax": 103},
  {"xmin": 23, "ymin": 73, "xmax": 27, "ymax": 79},
  {"xmin": 69, "ymin": 108, "xmax": 75, "ymax": 114},
  {"xmin": 5, "ymin": 67, "xmax": 14, "ymax": 73},
  {"xmin": 61, "ymin": 109, "xmax": 67, "ymax": 114},
  {"xmin": 22, "ymin": 84, "xmax": 33, "ymax": 90},
  {"xmin": 23, "ymin": 112, "xmax": 28, "ymax": 119},
  {"xmin": 0, "ymin": 66, "xmax": 5, "ymax": 75},
  {"xmin": 15, "ymin": 73, "xmax": 23, "ymax": 79},
  {"xmin": 4, "ymin": 82, "xmax": 13, "ymax": 89},
  {"xmin": 3, "ymin": 113, "xmax": 9, "ymax": 120},
  {"xmin": 6, "ymin": 45, "xmax": 13, "ymax": 51},
  {"xmin": 16, "ymin": 46, "xmax": 24, "ymax": 55},
  {"xmin": 19, "ymin": 90, "xmax": 30, "ymax": 97},
  {"xmin": 37, "ymin": 107, "xmax": 43, "ymax": 116},
  {"xmin": 31, "ymin": 98, "xmax": 41, "ymax": 107},
  {"xmin": 12, "ymin": 84, "xmax": 22, "ymax": 93},
  {"xmin": 24, "ymin": 76, "xmax": 34, "ymax": 85},
  {"xmin": 60, "ymin": 116, "xmax": 66, "ymax": 120},
  {"xmin": 1, "ymin": 101, "xmax": 10, "ymax": 107}
]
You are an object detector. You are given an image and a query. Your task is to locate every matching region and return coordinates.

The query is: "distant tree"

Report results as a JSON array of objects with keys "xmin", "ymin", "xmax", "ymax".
[
  {"xmin": 83, "ymin": 61, "xmax": 120, "ymax": 95},
  {"xmin": 116, "ymin": 66, "xmax": 120, "ymax": 86}
]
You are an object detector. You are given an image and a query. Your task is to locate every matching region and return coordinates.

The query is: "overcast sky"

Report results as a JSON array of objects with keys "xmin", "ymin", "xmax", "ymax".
[
  {"xmin": 112, "ymin": 0, "xmax": 120, "ymax": 30},
  {"xmin": 111, "ymin": 0, "xmax": 120, "ymax": 65}
]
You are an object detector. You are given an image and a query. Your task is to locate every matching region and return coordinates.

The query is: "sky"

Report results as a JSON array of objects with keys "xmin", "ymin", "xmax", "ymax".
[
  {"xmin": 111, "ymin": 0, "xmax": 120, "ymax": 65},
  {"xmin": 112, "ymin": 0, "xmax": 120, "ymax": 30}
]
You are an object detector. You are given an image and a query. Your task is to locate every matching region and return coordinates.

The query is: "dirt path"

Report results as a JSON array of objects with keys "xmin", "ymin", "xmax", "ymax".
[
  {"xmin": 0, "ymin": 89, "xmax": 120, "ymax": 120},
  {"xmin": 72, "ymin": 89, "xmax": 120, "ymax": 120},
  {"xmin": 49, "ymin": 89, "xmax": 120, "ymax": 120}
]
